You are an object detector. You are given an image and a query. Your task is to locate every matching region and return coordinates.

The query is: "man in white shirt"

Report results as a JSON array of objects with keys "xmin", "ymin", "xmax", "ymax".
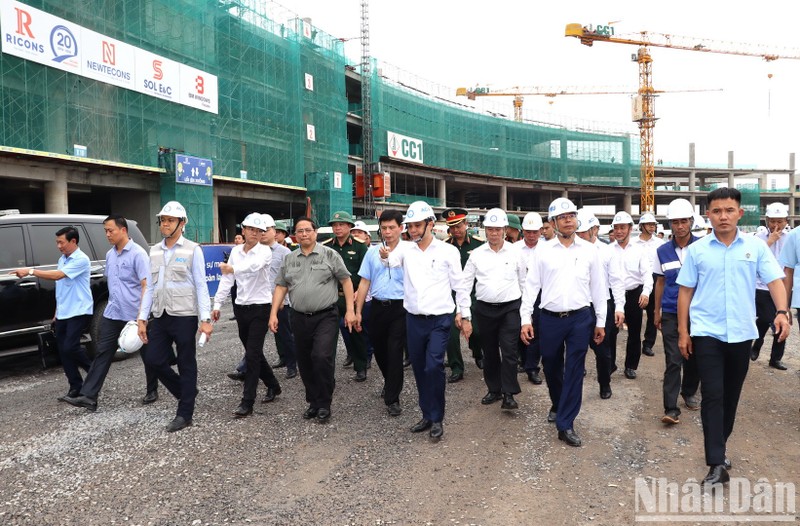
[
  {"xmin": 520, "ymin": 198, "xmax": 607, "ymax": 447},
  {"xmin": 608, "ymin": 211, "xmax": 653, "ymax": 380},
  {"xmin": 381, "ymin": 201, "xmax": 471, "ymax": 442},
  {"xmin": 464, "ymin": 209, "xmax": 528, "ymax": 410},
  {"xmin": 515, "ymin": 212, "xmax": 545, "ymax": 384},
  {"xmin": 212, "ymin": 213, "xmax": 281, "ymax": 418},
  {"xmin": 634, "ymin": 212, "xmax": 665, "ymax": 357}
]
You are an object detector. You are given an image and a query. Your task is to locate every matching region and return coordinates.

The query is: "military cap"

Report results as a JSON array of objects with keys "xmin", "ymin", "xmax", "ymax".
[
  {"xmin": 328, "ymin": 210, "xmax": 356, "ymax": 226},
  {"xmin": 442, "ymin": 207, "xmax": 468, "ymax": 226},
  {"xmin": 506, "ymin": 213, "xmax": 522, "ymax": 231}
]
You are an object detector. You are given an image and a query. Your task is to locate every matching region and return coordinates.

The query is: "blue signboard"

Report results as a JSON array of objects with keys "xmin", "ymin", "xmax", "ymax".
[
  {"xmin": 176, "ymin": 154, "xmax": 213, "ymax": 186},
  {"xmin": 201, "ymin": 244, "xmax": 234, "ymax": 297}
]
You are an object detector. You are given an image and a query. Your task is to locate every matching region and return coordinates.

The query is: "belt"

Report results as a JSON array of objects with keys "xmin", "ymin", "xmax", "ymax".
[
  {"xmin": 299, "ymin": 305, "xmax": 336, "ymax": 317},
  {"xmin": 373, "ymin": 298, "xmax": 403, "ymax": 306},
  {"xmin": 477, "ymin": 299, "xmax": 520, "ymax": 308},
  {"xmin": 541, "ymin": 306, "xmax": 591, "ymax": 318},
  {"xmin": 410, "ymin": 313, "xmax": 446, "ymax": 319},
  {"xmin": 233, "ymin": 303, "xmax": 268, "ymax": 310}
]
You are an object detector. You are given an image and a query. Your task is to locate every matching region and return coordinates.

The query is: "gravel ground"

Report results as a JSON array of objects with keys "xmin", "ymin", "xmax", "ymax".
[{"xmin": 0, "ymin": 305, "xmax": 798, "ymax": 525}]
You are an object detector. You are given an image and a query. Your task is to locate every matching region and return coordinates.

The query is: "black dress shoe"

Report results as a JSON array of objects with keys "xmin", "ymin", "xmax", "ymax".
[
  {"xmin": 769, "ymin": 360, "xmax": 788, "ymax": 370},
  {"xmin": 624, "ymin": 368, "xmax": 637, "ymax": 379},
  {"xmin": 610, "ymin": 364, "xmax": 618, "ymax": 374},
  {"xmin": 387, "ymin": 402, "xmax": 402, "ymax": 417},
  {"xmin": 661, "ymin": 409, "xmax": 680, "ymax": 425},
  {"xmin": 481, "ymin": 392, "xmax": 502, "ymax": 405},
  {"xmin": 285, "ymin": 368, "xmax": 297, "ymax": 379},
  {"xmin": 558, "ymin": 428, "xmax": 582, "ymax": 447},
  {"xmin": 342, "ymin": 357, "xmax": 354, "ymax": 368},
  {"xmin": 703, "ymin": 465, "xmax": 730, "ymax": 485},
  {"xmin": 142, "ymin": 391, "xmax": 158, "ymax": 405},
  {"xmin": 233, "ymin": 404, "xmax": 253, "ymax": 418},
  {"xmin": 302, "ymin": 406, "xmax": 318, "ymax": 420},
  {"xmin": 750, "ymin": 347, "xmax": 760, "ymax": 361},
  {"xmin": 262, "ymin": 386, "xmax": 281, "ymax": 403},
  {"xmin": 410, "ymin": 418, "xmax": 432, "ymax": 433},
  {"xmin": 501, "ymin": 394, "xmax": 519, "ymax": 410},
  {"xmin": 227, "ymin": 371, "xmax": 245, "ymax": 381},
  {"xmin": 517, "ymin": 363, "xmax": 526, "ymax": 374},
  {"xmin": 447, "ymin": 372, "xmax": 464, "ymax": 383},
  {"xmin": 475, "ymin": 358, "xmax": 484, "ymax": 370},
  {"xmin": 642, "ymin": 346, "xmax": 654, "ymax": 357},
  {"xmin": 724, "ymin": 458, "xmax": 732, "ymax": 471},
  {"xmin": 272, "ymin": 359, "xmax": 287, "ymax": 369},
  {"xmin": 58, "ymin": 389, "xmax": 81, "ymax": 402},
  {"xmin": 316, "ymin": 408, "xmax": 331, "ymax": 423},
  {"xmin": 354, "ymin": 370, "xmax": 367, "ymax": 382},
  {"xmin": 527, "ymin": 371, "xmax": 543, "ymax": 385},
  {"xmin": 429, "ymin": 421, "xmax": 443, "ymax": 440},
  {"xmin": 547, "ymin": 410, "xmax": 557, "ymax": 423},
  {"xmin": 64, "ymin": 395, "xmax": 98, "ymax": 412},
  {"xmin": 600, "ymin": 386, "xmax": 612, "ymax": 399},
  {"xmin": 682, "ymin": 394, "xmax": 700, "ymax": 410},
  {"xmin": 166, "ymin": 416, "xmax": 192, "ymax": 432}
]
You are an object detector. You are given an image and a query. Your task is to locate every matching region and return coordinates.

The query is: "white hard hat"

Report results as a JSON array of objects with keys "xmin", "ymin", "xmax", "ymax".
[
  {"xmin": 611, "ymin": 211, "xmax": 633, "ymax": 225},
  {"xmin": 576, "ymin": 209, "xmax": 599, "ymax": 233},
  {"xmin": 756, "ymin": 225, "xmax": 769, "ymax": 236},
  {"xmin": 667, "ymin": 199, "xmax": 694, "ymax": 220},
  {"xmin": 692, "ymin": 213, "xmax": 707, "ymax": 231},
  {"xmin": 242, "ymin": 212, "xmax": 267, "ymax": 231},
  {"xmin": 765, "ymin": 202, "xmax": 789, "ymax": 219},
  {"xmin": 260, "ymin": 213, "xmax": 276, "ymax": 228},
  {"xmin": 548, "ymin": 198, "xmax": 578, "ymax": 219},
  {"xmin": 352, "ymin": 220, "xmax": 369, "ymax": 233},
  {"xmin": 522, "ymin": 212, "xmax": 543, "ymax": 231},
  {"xmin": 157, "ymin": 201, "xmax": 188, "ymax": 225},
  {"xmin": 403, "ymin": 201, "xmax": 436, "ymax": 224},
  {"xmin": 639, "ymin": 212, "xmax": 657, "ymax": 224},
  {"xmin": 483, "ymin": 208, "xmax": 508, "ymax": 228},
  {"xmin": 117, "ymin": 321, "xmax": 143, "ymax": 354}
]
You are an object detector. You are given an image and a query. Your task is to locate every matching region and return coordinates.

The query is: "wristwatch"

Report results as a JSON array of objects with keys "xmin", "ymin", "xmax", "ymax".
[
  {"xmin": 28, "ymin": 268, "xmax": 34, "ymax": 276},
  {"xmin": 462, "ymin": 317, "xmax": 472, "ymax": 322},
  {"xmin": 776, "ymin": 310, "xmax": 789, "ymax": 317},
  {"xmin": 201, "ymin": 318, "xmax": 212, "ymax": 323}
]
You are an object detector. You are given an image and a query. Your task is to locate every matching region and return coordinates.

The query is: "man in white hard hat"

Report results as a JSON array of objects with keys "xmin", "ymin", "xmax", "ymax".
[
  {"xmin": 138, "ymin": 201, "xmax": 213, "ymax": 432},
  {"xmin": 750, "ymin": 202, "xmax": 790, "ymax": 370},
  {"xmin": 381, "ymin": 201, "xmax": 471, "ymax": 442},
  {"xmin": 653, "ymin": 199, "xmax": 701, "ymax": 425},
  {"xmin": 609, "ymin": 211, "xmax": 653, "ymax": 380},
  {"xmin": 212, "ymin": 213, "xmax": 282, "ymax": 418},
  {"xmin": 463, "ymin": 208, "xmax": 527, "ymax": 410},
  {"xmin": 634, "ymin": 212, "xmax": 665, "ymax": 357},
  {"xmin": 515, "ymin": 211, "xmax": 545, "ymax": 384},
  {"xmin": 520, "ymin": 198, "xmax": 607, "ymax": 447},
  {"xmin": 575, "ymin": 209, "xmax": 625, "ymax": 400},
  {"xmin": 61, "ymin": 215, "xmax": 154, "ymax": 412}
]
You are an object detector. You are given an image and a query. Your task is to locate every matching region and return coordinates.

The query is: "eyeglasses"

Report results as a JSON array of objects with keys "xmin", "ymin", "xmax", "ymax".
[
  {"xmin": 294, "ymin": 228, "xmax": 315, "ymax": 234},
  {"xmin": 556, "ymin": 213, "xmax": 577, "ymax": 221}
]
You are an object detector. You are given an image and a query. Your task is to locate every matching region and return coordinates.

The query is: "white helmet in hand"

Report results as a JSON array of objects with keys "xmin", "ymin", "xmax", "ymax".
[{"xmin": 117, "ymin": 321, "xmax": 144, "ymax": 354}]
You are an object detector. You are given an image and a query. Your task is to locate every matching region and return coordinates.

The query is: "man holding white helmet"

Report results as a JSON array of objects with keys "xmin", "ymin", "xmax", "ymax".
[
  {"xmin": 751, "ymin": 202, "xmax": 790, "ymax": 370},
  {"xmin": 463, "ymin": 208, "xmax": 527, "ymax": 410},
  {"xmin": 609, "ymin": 210, "xmax": 653, "ymax": 380},
  {"xmin": 381, "ymin": 201, "xmax": 471, "ymax": 441},
  {"xmin": 515, "ymin": 211, "xmax": 544, "ymax": 384},
  {"xmin": 520, "ymin": 197, "xmax": 607, "ymax": 447},
  {"xmin": 213, "ymin": 213, "xmax": 282, "ymax": 418},
  {"xmin": 138, "ymin": 201, "xmax": 213, "ymax": 432},
  {"xmin": 634, "ymin": 212, "xmax": 665, "ymax": 357},
  {"xmin": 62, "ymin": 215, "xmax": 153, "ymax": 412}
]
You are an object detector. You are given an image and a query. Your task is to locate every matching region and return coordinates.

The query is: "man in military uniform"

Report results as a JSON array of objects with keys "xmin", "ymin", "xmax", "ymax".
[
  {"xmin": 443, "ymin": 207, "xmax": 484, "ymax": 383},
  {"xmin": 322, "ymin": 211, "xmax": 369, "ymax": 381},
  {"xmin": 275, "ymin": 221, "xmax": 298, "ymax": 251},
  {"xmin": 505, "ymin": 214, "xmax": 522, "ymax": 243}
]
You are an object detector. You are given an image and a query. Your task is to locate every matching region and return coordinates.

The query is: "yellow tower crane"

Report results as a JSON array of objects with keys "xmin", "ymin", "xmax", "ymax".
[{"xmin": 565, "ymin": 23, "xmax": 800, "ymax": 212}]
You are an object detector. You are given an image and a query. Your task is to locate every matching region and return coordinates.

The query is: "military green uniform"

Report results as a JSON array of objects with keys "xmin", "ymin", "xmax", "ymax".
[{"xmin": 446, "ymin": 233, "xmax": 484, "ymax": 375}]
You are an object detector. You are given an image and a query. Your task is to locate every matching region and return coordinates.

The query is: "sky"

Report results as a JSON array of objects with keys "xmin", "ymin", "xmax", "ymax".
[{"xmin": 270, "ymin": 0, "xmax": 800, "ymax": 170}]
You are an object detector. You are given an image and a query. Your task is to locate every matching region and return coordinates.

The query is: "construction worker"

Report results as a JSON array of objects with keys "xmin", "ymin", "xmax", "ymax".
[
  {"xmin": 381, "ymin": 201, "xmax": 471, "ymax": 442},
  {"xmin": 138, "ymin": 201, "xmax": 213, "ymax": 432},
  {"xmin": 653, "ymin": 199, "xmax": 700, "ymax": 425},
  {"xmin": 751, "ymin": 202, "xmax": 790, "ymax": 370},
  {"xmin": 520, "ymin": 198, "xmax": 607, "ymax": 447},
  {"xmin": 608, "ymin": 211, "xmax": 653, "ymax": 380},
  {"xmin": 322, "ymin": 211, "xmax": 369, "ymax": 381},
  {"xmin": 634, "ymin": 212, "xmax": 665, "ymax": 357},
  {"xmin": 442, "ymin": 207, "xmax": 484, "ymax": 383},
  {"xmin": 514, "ymin": 211, "xmax": 544, "ymax": 384},
  {"xmin": 463, "ymin": 208, "xmax": 527, "ymax": 410},
  {"xmin": 575, "ymin": 209, "xmax": 625, "ymax": 400},
  {"xmin": 505, "ymin": 214, "xmax": 522, "ymax": 243}
]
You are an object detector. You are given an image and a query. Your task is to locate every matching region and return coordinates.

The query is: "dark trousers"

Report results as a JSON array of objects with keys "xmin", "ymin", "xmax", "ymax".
[
  {"xmin": 692, "ymin": 336, "xmax": 751, "ymax": 466},
  {"xmin": 660, "ymin": 313, "xmax": 699, "ymax": 413},
  {"xmin": 474, "ymin": 299, "xmax": 522, "ymax": 395},
  {"xmin": 54, "ymin": 314, "xmax": 92, "ymax": 391},
  {"xmin": 642, "ymin": 274, "xmax": 658, "ymax": 350},
  {"xmin": 752, "ymin": 289, "xmax": 785, "ymax": 363},
  {"xmin": 370, "ymin": 299, "xmax": 406, "ymax": 405},
  {"xmin": 588, "ymin": 299, "xmax": 614, "ymax": 389},
  {"xmin": 540, "ymin": 308, "xmax": 594, "ymax": 432},
  {"xmin": 520, "ymin": 292, "xmax": 542, "ymax": 373},
  {"xmin": 447, "ymin": 298, "xmax": 482, "ymax": 374},
  {"xmin": 337, "ymin": 297, "xmax": 368, "ymax": 372},
  {"xmin": 81, "ymin": 317, "xmax": 156, "ymax": 399},
  {"xmin": 291, "ymin": 308, "xmax": 339, "ymax": 410},
  {"xmin": 238, "ymin": 303, "xmax": 296, "ymax": 374},
  {"xmin": 621, "ymin": 285, "xmax": 644, "ymax": 371},
  {"xmin": 235, "ymin": 304, "xmax": 280, "ymax": 406},
  {"xmin": 144, "ymin": 314, "xmax": 198, "ymax": 420},
  {"xmin": 406, "ymin": 313, "xmax": 451, "ymax": 423},
  {"xmin": 139, "ymin": 345, "xmax": 159, "ymax": 394}
]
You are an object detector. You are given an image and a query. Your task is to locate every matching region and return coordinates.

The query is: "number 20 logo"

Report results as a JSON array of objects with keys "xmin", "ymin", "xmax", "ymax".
[{"xmin": 195, "ymin": 75, "xmax": 204, "ymax": 94}]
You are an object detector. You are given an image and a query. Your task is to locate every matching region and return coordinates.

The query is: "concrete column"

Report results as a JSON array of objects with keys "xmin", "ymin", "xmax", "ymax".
[
  {"xmin": 727, "ymin": 151, "xmax": 735, "ymax": 188},
  {"xmin": 212, "ymin": 189, "xmax": 220, "ymax": 243},
  {"xmin": 688, "ymin": 170, "xmax": 696, "ymax": 192},
  {"xmin": 759, "ymin": 173, "xmax": 768, "ymax": 191},
  {"xmin": 561, "ymin": 188, "xmax": 569, "ymax": 198},
  {"xmin": 689, "ymin": 143, "xmax": 695, "ymax": 168},
  {"xmin": 44, "ymin": 169, "xmax": 69, "ymax": 214},
  {"xmin": 623, "ymin": 192, "xmax": 632, "ymax": 214},
  {"xmin": 437, "ymin": 178, "xmax": 446, "ymax": 208},
  {"xmin": 499, "ymin": 185, "xmax": 508, "ymax": 210}
]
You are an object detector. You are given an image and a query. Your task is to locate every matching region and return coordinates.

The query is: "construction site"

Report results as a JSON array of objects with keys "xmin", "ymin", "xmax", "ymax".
[{"xmin": 0, "ymin": 1, "xmax": 797, "ymax": 241}]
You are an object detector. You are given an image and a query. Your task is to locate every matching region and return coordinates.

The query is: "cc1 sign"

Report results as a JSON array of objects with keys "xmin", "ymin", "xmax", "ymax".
[{"xmin": 387, "ymin": 131, "xmax": 424, "ymax": 164}]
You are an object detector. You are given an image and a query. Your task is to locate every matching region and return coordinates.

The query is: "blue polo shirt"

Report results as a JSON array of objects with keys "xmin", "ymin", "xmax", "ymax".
[
  {"xmin": 56, "ymin": 247, "xmax": 93, "ymax": 320},
  {"xmin": 778, "ymin": 226, "xmax": 800, "ymax": 308},
  {"xmin": 676, "ymin": 230, "xmax": 783, "ymax": 343},
  {"xmin": 104, "ymin": 239, "xmax": 150, "ymax": 321},
  {"xmin": 358, "ymin": 244, "xmax": 404, "ymax": 300}
]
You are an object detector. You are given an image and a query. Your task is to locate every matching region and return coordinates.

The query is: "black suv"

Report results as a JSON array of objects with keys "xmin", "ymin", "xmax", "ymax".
[{"xmin": 0, "ymin": 212, "xmax": 150, "ymax": 359}]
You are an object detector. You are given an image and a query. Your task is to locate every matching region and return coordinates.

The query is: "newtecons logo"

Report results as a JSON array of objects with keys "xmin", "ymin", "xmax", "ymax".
[{"xmin": 387, "ymin": 131, "xmax": 424, "ymax": 164}]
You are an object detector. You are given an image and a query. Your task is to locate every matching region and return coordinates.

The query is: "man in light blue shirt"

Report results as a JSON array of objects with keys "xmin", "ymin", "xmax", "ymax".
[
  {"xmin": 12, "ymin": 226, "xmax": 93, "ymax": 399},
  {"xmin": 676, "ymin": 187, "xmax": 789, "ymax": 486}
]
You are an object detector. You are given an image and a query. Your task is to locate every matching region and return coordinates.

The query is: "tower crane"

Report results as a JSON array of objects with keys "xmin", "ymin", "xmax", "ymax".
[{"xmin": 565, "ymin": 23, "xmax": 800, "ymax": 212}]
